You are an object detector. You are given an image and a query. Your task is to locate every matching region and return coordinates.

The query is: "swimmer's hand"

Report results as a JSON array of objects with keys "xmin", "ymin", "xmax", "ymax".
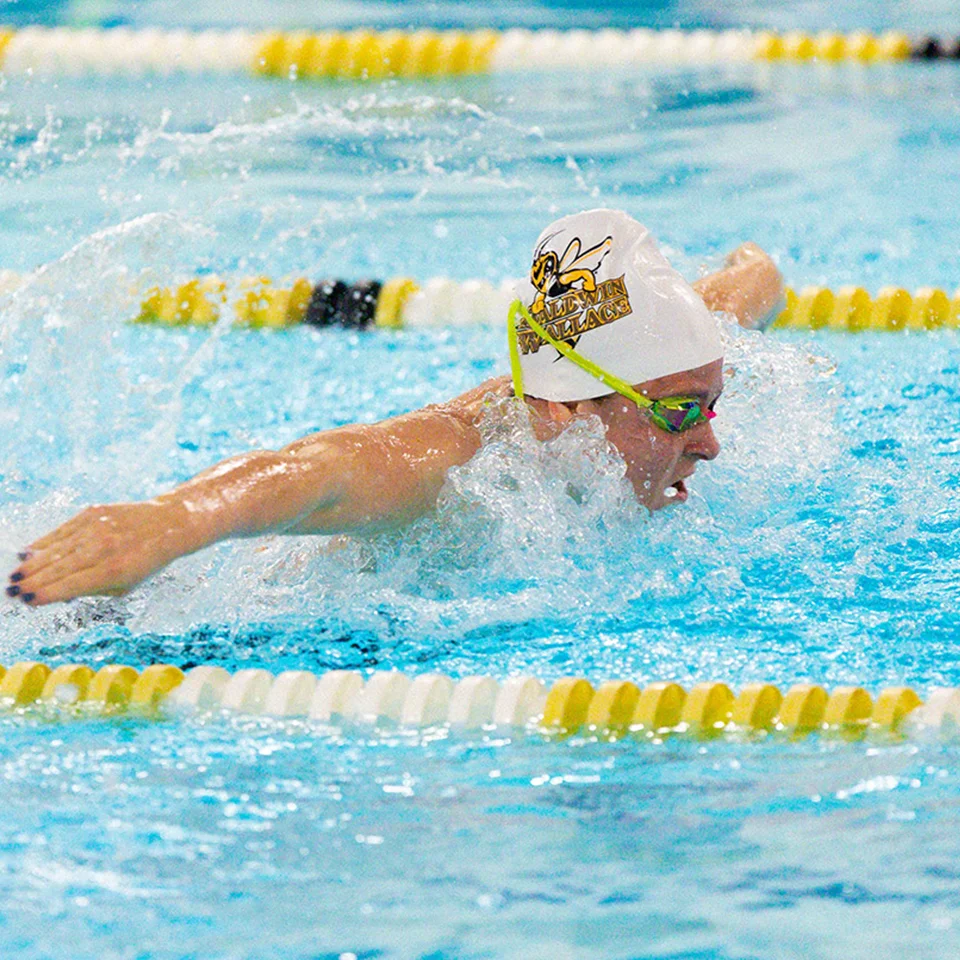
[
  {"xmin": 8, "ymin": 501, "xmax": 198, "ymax": 606},
  {"xmin": 693, "ymin": 242, "xmax": 785, "ymax": 331}
]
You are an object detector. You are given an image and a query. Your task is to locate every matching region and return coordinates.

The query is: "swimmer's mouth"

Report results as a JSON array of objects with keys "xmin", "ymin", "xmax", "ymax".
[{"xmin": 666, "ymin": 479, "xmax": 689, "ymax": 504}]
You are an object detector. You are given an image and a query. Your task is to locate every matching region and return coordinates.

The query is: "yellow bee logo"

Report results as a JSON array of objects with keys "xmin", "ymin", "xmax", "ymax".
[{"xmin": 529, "ymin": 233, "xmax": 613, "ymax": 317}]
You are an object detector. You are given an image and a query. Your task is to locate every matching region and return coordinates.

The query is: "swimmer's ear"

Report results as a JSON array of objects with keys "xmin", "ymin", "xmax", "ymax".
[
  {"xmin": 545, "ymin": 400, "xmax": 575, "ymax": 424},
  {"xmin": 572, "ymin": 398, "xmax": 602, "ymax": 417},
  {"xmin": 545, "ymin": 398, "xmax": 602, "ymax": 424}
]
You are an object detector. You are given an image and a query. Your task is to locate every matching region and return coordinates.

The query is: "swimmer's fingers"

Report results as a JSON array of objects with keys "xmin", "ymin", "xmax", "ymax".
[
  {"xmin": 15, "ymin": 542, "xmax": 153, "ymax": 606},
  {"xmin": 6, "ymin": 550, "xmax": 83, "ymax": 603},
  {"xmin": 12, "ymin": 526, "xmax": 161, "ymax": 606},
  {"xmin": 9, "ymin": 513, "xmax": 106, "ymax": 588},
  {"xmin": 13, "ymin": 525, "xmax": 90, "ymax": 577},
  {"xmin": 12, "ymin": 545, "xmax": 104, "ymax": 605},
  {"xmin": 18, "ymin": 568, "xmax": 125, "ymax": 606},
  {"xmin": 8, "ymin": 541, "xmax": 86, "ymax": 598}
]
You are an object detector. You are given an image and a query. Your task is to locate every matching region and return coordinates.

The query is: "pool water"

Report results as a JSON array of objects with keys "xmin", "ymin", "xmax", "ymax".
[{"xmin": 3, "ymin": 1, "xmax": 960, "ymax": 957}]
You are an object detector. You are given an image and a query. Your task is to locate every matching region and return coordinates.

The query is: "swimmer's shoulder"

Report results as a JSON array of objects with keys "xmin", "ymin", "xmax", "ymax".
[
  {"xmin": 443, "ymin": 376, "xmax": 513, "ymax": 417},
  {"xmin": 420, "ymin": 376, "xmax": 514, "ymax": 433},
  {"xmin": 386, "ymin": 376, "xmax": 514, "ymax": 463},
  {"xmin": 329, "ymin": 377, "xmax": 510, "ymax": 466}
]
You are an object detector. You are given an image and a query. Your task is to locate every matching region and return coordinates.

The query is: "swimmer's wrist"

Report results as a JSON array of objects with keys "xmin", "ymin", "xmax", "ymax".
[{"xmin": 152, "ymin": 495, "xmax": 223, "ymax": 559}]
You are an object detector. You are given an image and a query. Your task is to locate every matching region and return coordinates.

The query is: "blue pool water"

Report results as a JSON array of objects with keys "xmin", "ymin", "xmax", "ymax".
[{"xmin": 3, "ymin": 1, "xmax": 960, "ymax": 957}]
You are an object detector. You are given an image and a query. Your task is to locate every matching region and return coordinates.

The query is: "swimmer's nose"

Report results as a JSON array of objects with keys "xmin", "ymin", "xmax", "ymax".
[{"xmin": 685, "ymin": 421, "xmax": 720, "ymax": 462}]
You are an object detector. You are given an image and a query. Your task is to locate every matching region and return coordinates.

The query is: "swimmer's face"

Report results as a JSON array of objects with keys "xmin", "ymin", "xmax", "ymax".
[{"xmin": 574, "ymin": 359, "xmax": 723, "ymax": 511}]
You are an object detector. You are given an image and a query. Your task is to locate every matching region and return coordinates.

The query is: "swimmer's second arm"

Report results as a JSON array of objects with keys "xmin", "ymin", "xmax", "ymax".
[
  {"xmin": 693, "ymin": 242, "xmax": 784, "ymax": 330},
  {"xmin": 9, "ymin": 411, "xmax": 479, "ymax": 606}
]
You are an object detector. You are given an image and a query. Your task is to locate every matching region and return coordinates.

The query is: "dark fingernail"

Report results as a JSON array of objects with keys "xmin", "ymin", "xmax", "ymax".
[
  {"xmin": 9, "ymin": 572, "xmax": 23, "ymax": 583},
  {"xmin": 21, "ymin": 592, "xmax": 35, "ymax": 604},
  {"xmin": 5, "ymin": 585, "xmax": 19, "ymax": 597},
  {"xmin": 17, "ymin": 552, "xmax": 29, "ymax": 562}
]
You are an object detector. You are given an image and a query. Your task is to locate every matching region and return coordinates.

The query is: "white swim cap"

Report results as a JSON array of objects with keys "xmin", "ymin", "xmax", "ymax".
[{"xmin": 514, "ymin": 209, "xmax": 723, "ymax": 402}]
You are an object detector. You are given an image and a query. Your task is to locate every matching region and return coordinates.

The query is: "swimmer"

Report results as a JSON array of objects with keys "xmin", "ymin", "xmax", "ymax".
[{"xmin": 7, "ymin": 209, "xmax": 783, "ymax": 607}]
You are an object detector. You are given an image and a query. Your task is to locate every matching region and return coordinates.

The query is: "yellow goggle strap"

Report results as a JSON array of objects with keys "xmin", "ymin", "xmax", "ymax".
[
  {"xmin": 507, "ymin": 299, "xmax": 652, "ymax": 410},
  {"xmin": 507, "ymin": 299, "xmax": 525, "ymax": 399}
]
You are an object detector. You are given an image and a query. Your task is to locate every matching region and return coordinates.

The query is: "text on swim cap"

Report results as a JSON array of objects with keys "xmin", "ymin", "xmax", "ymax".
[{"xmin": 518, "ymin": 275, "xmax": 633, "ymax": 354}]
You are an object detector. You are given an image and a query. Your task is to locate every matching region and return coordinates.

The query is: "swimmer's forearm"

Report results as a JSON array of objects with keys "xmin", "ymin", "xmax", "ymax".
[
  {"xmin": 156, "ymin": 449, "xmax": 348, "ymax": 553},
  {"xmin": 159, "ymin": 435, "xmax": 438, "ymax": 552},
  {"xmin": 693, "ymin": 243, "xmax": 784, "ymax": 329}
]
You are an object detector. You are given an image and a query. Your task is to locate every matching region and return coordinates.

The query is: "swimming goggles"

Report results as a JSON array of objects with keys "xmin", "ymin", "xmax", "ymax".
[{"xmin": 507, "ymin": 299, "xmax": 717, "ymax": 435}]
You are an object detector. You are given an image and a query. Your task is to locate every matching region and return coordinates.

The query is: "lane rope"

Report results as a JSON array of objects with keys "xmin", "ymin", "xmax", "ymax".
[
  {"xmin": 0, "ymin": 27, "xmax": 953, "ymax": 78},
  {"xmin": 0, "ymin": 660, "xmax": 948, "ymax": 739},
  {"xmin": 772, "ymin": 284, "xmax": 960, "ymax": 331},
  {"xmin": 4, "ymin": 270, "xmax": 958, "ymax": 332}
]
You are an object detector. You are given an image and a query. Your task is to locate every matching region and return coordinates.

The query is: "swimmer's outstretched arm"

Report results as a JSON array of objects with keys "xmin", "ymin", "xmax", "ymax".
[
  {"xmin": 8, "ymin": 403, "xmax": 485, "ymax": 606},
  {"xmin": 692, "ymin": 242, "xmax": 784, "ymax": 330}
]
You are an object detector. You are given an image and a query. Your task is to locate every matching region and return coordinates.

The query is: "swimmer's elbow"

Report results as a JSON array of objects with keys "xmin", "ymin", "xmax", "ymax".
[{"xmin": 708, "ymin": 257, "xmax": 784, "ymax": 329}]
